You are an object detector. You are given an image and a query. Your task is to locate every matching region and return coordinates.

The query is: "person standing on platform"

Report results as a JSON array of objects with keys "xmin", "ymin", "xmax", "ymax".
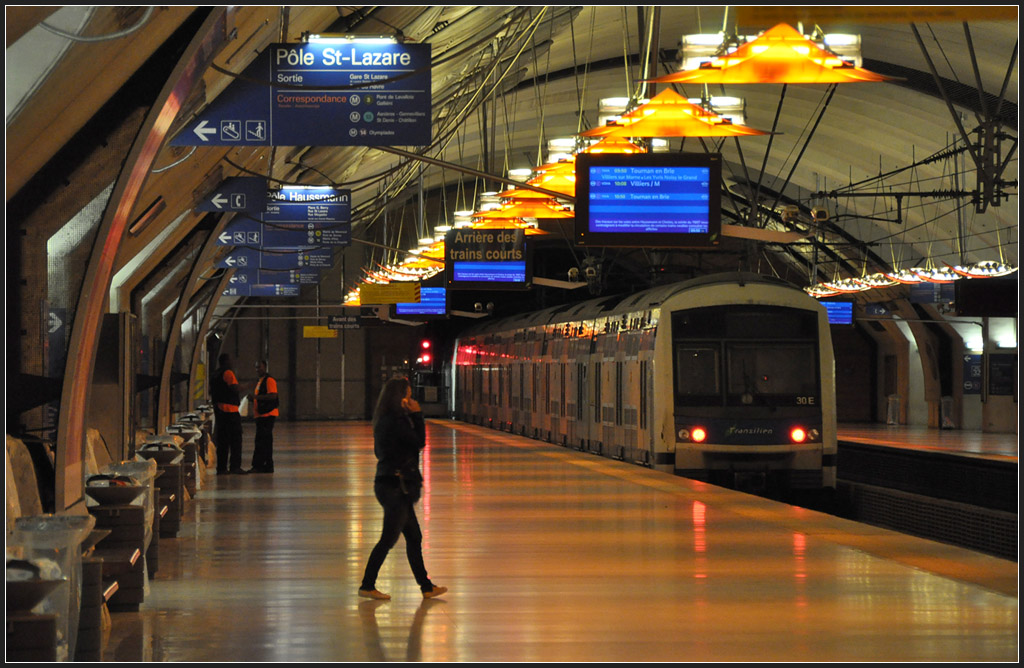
[
  {"xmin": 359, "ymin": 377, "xmax": 447, "ymax": 601},
  {"xmin": 248, "ymin": 359, "xmax": 279, "ymax": 473},
  {"xmin": 211, "ymin": 353, "xmax": 246, "ymax": 475}
]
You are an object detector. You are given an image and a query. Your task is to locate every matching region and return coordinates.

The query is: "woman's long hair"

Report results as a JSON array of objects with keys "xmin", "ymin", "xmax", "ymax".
[{"xmin": 372, "ymin": 376, "xmax": 410, "ymax": 427}]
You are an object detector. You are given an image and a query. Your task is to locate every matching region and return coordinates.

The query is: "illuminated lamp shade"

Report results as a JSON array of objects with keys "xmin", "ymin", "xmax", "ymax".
[
  {"xmin": 885, "ymin": 268, "xmax": 925, "ymax": 284},
  {"xmin": 950, "ymin": 261, "xmax": 1018, "ymax": 278},
  {"xmin": 578, "ymin": 89, "xmax": 767, "ymax": 138},
  {"xmin": 805, "ymin": 284, "xmax": 841, "ymax": 298},
  {"xmin": 652, "ymin": 23, "xmax": 896, "ymax": 85},
  {"xmin": 911, "ymin": 266, "xmax": 961, "ymax": 283},
  {"xmin": 820, "ymin": 278, "xmax": 870, "ymax": 293},
  {"xmin": 580, "ymin": 137, "xmax": 647, "ymax": 154},
  {"xmin": 859, "ymin": 273, "xmax": 898, "ymax": 288},
  {"xmin": 470, "ymin": 217, "xmax": 550, "ymax": 235},
  {"xmin": 475, "ymin": 199, "xmax": 573, "ymax": 219}
]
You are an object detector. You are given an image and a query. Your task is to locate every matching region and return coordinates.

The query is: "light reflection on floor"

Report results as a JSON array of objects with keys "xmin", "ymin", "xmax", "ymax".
[{"xmin": 101, "ymin": 420, "xmax": 1018, "ymax": 662}]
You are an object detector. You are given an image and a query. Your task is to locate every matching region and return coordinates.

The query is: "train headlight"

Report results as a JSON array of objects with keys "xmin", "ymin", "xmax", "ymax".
[
  {"xmin": 790, "ymin": 427, "xmax": 807, "ymax": 443},
  {"xmin": 690, "ymin": 427, "xmax": 708, "ymax": 443}
]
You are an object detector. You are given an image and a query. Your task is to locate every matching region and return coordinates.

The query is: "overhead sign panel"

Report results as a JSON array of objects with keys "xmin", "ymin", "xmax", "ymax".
[
  {"xmin": 222, "ymin": 284, "xmax": 301, "ymax": 298},
  {"xmin": 196, "ymin": 176, "xmax": 268, "ymax": 213},
  {"xmin": 172, "ymin": 41, "xmax": 432, "ymax": 147},
  {"xmin": 218, "ymin": 218, "xmax": 352, "ymax": 248},
  {"xmin": 445, "ymin": 228, "xmax": 532, "ymax": 290},
  {"xmin": 217, "ymin": 248, "xmax": 334, "ymax": 270},
  {"xmin": 229, "ymin": 269, "xmax": 322, "ymax": 285},
  {"xmin": 360, "ymin": 282, "xmax": 420, "ymax": 305}
]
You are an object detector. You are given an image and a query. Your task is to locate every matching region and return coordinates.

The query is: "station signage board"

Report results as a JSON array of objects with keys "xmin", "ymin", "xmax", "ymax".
[
  {"xmin": 171, "ymin": 41, "xmax": 431, "ymax": 147},
  {"xmin": 229, "ymin": 269, "xmax": 321, "ymax": 285},
  {"xmin": 196, "ymin": 176, "xmax": 268, "ymax": 213},
  {"xmin": 360, "ymin": 282, "xmax": 420, "ymax": 305},
  {"xmin": 445, "ymin": 228, "xmax": 532, "ymax": 290},
  {"xmin": 222, "ymin": 284, "xmax": 301, "ymax": 298},
  {"xmin": 217, "ymin": 248, "xmax": 333, "ymax": 270},
  {"xmin": 218, "ymin": 218, "xmax": 351, "ymax": 248},
  {"xmin": 327, "ymin": 315, "xmax": 361, "ymax": 330}
]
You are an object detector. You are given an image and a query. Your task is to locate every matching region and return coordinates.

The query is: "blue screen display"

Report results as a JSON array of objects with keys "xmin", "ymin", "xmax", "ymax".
[
  {"xmin": 452, "ymin": 261, "xmax": 527, "ymax": 283},
  {"xmin": 395, "ymin": 287, "xmax": 447, "ymax": 315},
  {"xmin": 588, "ymin": 165, "xmax": 712, "ymax": 234},
  {"xmin": 822, "ymin": 300, "xmax": 854, "ymax": 325}
]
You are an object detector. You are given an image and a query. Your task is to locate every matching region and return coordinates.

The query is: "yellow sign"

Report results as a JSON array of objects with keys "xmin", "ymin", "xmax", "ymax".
[
  {"xmin": 360, "ymin": 282, "xmax": 421, "ymax": 305},
  {"xmin": 303, "ymin": 326, "xmax": 338, "ymax": 339}
]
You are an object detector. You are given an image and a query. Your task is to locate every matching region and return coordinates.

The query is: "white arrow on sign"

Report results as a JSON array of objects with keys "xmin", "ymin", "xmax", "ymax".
[
  {"xmin": 219, "ymin": 233, "xmax": 233, "ymax": 243},
  {"xmin": 225, "ymin": 257, "xmax": 236, "ymax": 266},
  {"xmin": 193, "ymin": 120, "xmax": 217, "ymax": 142},
  {"xmin": 210, "ymin": 194, "xmax": 228, "ymax": 209}
]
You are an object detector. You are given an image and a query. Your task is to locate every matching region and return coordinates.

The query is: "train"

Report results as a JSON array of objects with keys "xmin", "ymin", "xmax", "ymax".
[{"xmin": 450, "ymin": 272, "xmax": 837, "ymax": 490}]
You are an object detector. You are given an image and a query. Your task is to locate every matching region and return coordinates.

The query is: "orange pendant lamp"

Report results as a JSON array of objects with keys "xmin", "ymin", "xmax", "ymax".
[
  {"xmin": 652, "ymin": 23, "xmax": 896, "ymax": 85},
  {"xmin": 578, "ymin": 89, "xmax": 767, "ymax": 138}
]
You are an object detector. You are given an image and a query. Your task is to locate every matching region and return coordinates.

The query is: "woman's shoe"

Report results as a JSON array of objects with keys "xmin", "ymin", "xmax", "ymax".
[
  {"xmin": 422, "ymin": 585, "xmax": 448, "ymax": 599},
  {"xmin": 358, "ymin": 589, "xmax": 391, "ymax": 600}
]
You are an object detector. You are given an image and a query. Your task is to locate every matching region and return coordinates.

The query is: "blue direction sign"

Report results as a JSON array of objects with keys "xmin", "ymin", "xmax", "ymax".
[
  {"xmin": 217, "ymin": 248, "xmax": 334, "ymax": 270},
  {"xmin": 264, "ymin": 186, "xmax": 350, "ymax": 223},
  {"xmin": 171, "ymin": 41, "xmax": 431, "ymax": 147},
  {"xmin": 222, "ymin": 284, "xmax": 301, "ymax": 298},
  {"xmin": 196, "ymin": 176, "xmax": 268, "ymax": 213},
  {"xmin": 218, "ymin": 218, "xmax": 351, "ymax": 248},
  {"xmin": 229, "ymin": 268, "xmax": 322, "ymax": 285}
]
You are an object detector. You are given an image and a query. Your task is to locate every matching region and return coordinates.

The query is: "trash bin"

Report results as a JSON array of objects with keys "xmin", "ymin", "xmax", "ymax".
[
  {"xmin": 103, "ymin": 459, "xmax": 158, "ymax": 550},
  {"xmin": 10, "ymin": 513, "xmax": 96, "ymax": 661}
]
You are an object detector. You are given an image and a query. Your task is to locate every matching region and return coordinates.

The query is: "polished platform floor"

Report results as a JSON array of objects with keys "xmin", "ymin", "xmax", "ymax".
[
  {"xmin": 102, "ymin": 420, "xmax": 1018, "ymax": 662},
  {"xmin": 837, "ymin": 423, "xmax": 1019, "ymax": 462}
]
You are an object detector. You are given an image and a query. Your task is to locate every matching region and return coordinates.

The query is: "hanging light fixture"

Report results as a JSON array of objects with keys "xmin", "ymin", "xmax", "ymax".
[
  {"xmin": 950, "ymin": 260, "xmax": 1018, "ymax": 278},
  {"xmin": 578, "ymin": 89, "xmax": 767, "ymax": 138},
  {"xmin": 655, "ymin": 23, "xmax": 895, "ymax": 85},
  {"xmin": 911, "ymin": 265, "xmax": 961, "ymax": 283}
]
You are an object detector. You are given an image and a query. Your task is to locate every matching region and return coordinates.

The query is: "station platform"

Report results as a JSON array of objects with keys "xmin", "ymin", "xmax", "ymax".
[
  {"xmin": 102, "ymin": 419, "xmax": 1017, "ymax": 662},
  {"xmin": 838, "ymin": 423, "xmax": 1019, "ymax": 462}
]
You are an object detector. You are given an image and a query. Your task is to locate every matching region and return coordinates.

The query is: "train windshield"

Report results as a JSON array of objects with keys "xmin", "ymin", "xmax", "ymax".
[
  {"xmin": 726, "ymin": 343, "xmax": 818, "ymax": 407},
  {"xmin": 672, "ymin": 305, "xmax": 820, "ymax": 408}
]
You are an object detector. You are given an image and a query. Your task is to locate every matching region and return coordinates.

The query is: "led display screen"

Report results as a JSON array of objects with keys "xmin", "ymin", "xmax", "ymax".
[
  {"xmin": 821, "ymin": 300, "xmax": 854, "ymax": 325},
  {"xmin": 394, "ymin": 287, "xmax": 447, "ymax": 317},
  {"xmin": 445, "ymin": 228, "xmax": 532, "ymax": 290},
  {"xmin": 574, "ymin": 152, "xmax": 722, "ymax": 247}
]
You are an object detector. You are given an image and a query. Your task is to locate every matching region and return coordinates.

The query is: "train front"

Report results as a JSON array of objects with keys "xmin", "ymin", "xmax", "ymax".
[{"xmin": 668, "ymin": 292, "xmax": 837, "ymax": 491}]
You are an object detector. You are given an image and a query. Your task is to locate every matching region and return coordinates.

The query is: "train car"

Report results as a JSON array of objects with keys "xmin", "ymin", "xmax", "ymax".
[{"xmin": 452, "ymin": 272, "xmax": 837, "ymax": 490}]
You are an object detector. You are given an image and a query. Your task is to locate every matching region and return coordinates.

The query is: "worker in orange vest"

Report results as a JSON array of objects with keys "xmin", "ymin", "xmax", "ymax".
[{"xmin": 248, "ymin": 359, "xmax": 279, "ymax": 473}]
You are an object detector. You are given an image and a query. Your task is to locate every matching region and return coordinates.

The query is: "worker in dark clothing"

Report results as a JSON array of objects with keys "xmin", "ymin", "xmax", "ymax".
[
  {"xmin": 211, "ymin": 353, "xmax": 246, "ymax": 474},
  {"xmin": 248, "ymin": 359, "xmax": 279, "ymax": 473},
  {"xmin": 359, "ymin": 377, "xmax": 447, "ymax": 601}
]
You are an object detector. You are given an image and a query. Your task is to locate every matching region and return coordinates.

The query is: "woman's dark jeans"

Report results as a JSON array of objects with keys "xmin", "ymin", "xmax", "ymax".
[{"xmin": 360, "ymin": 480, "xmax": 432, "ymax": 592}]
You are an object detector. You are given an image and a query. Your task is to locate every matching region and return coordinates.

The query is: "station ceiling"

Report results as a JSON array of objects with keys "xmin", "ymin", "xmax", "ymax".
[{"xmin": 6, "ymin": 6, "xmax": 1019, "ymax": 327}]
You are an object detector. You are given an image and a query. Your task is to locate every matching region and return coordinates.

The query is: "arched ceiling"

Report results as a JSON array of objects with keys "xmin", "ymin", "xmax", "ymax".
[{"xmin": 6, "ymin": 5, "xmax": 1019, "ymax": 325}]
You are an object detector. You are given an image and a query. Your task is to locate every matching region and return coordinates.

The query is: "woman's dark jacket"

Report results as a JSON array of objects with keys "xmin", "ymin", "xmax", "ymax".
[{"xmin": 373, "ymin": 410, "xmax": 426, "ymax": 484}]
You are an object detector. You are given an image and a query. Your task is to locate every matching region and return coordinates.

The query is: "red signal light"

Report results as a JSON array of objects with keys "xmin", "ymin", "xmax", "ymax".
[
  {"xmin": 421, "ymin": 340, "xmax": 432, "ymax": 350},
  {"xmin": 790, "ymin": 427, "xmax": 807, "ymax": 443},
  {"xmin": 691, "ymin": 427, "xmax": 708, "ymax": 443}
]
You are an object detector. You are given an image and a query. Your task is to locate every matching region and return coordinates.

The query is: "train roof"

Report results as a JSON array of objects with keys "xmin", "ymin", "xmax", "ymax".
[{"xmin": 460, "ymin": 272, "xmax": 802, "ymax": 337}]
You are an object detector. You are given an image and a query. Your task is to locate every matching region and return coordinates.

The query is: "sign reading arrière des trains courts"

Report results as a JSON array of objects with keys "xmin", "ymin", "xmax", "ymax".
[{"xmin": 172, "ymin": 41, "xmax": 431, "ymax": 147}]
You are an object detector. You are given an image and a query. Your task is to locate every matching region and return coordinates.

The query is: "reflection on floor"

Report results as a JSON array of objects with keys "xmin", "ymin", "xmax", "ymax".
[{"xmin": 102, "ymin": 420, "xmax": 1018, "ymax": 662}]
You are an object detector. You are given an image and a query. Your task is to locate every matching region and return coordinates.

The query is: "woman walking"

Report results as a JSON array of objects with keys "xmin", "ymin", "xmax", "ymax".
[{"xmin": 359, "ymin": 377, "xmax": 447, "ymax": 601}]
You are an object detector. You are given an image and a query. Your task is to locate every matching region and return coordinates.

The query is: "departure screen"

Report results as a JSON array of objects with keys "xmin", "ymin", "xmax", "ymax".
[
  {"xmin": 587, "ymin": 165, "xmax": 712, "ymax": 234},
  {"xmin": 574, "ymin": 152, "xmax": 721, "ymax": 248},
  {"xmin": 395, "ymin": 287, "xmax": 447, "ymax": 316},
  {"xmin": 451, "ymin": 261, "xmax": 527, "ymax": 284}
]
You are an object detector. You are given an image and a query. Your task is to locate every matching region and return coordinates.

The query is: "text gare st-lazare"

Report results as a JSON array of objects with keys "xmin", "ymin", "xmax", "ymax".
[{"xmin": 274, "ymin": 46, "xmax": 413, "ymax": 82}]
